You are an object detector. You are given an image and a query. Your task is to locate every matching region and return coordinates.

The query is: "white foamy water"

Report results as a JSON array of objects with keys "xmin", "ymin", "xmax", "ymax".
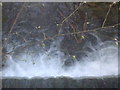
[{"xmin": 2, "ymin": 39, "xmax": 118, "ymax": 78}]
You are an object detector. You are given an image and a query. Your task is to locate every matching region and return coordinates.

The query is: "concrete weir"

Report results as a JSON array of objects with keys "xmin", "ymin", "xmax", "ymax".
[{"xmin": 2, "ymin": 76, "xmax": 118, "ymax": 88}]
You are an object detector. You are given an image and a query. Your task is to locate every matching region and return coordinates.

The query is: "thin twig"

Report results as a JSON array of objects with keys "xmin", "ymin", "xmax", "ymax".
[
  {"xmin": 9, "ymin": 3, "xmax": 26, "ymax": 34},
  {"xmin": 102, "ymin": 3, "xmax": 114, "ymax": 27},
  {"xmin": 4, "ymin": 3, "xmax": 27, "ymax": 46},
  {"xmin": 58, "ymin": 3, "xmax": 83, "ymax": 34},
  {"xmin": 58, "ymin": 7, "xmax": 80, "ymax": 42}
]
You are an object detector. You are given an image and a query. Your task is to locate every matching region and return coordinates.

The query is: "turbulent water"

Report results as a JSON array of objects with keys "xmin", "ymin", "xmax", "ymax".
[{"xmin": 2, "ymin": 35, "xmax": 118, "ymax": 78}]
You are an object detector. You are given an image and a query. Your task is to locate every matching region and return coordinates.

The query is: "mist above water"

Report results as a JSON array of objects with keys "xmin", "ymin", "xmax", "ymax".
[{"xmin": 2, "ymin": 36, "xmax": 118, "ymax": 78}]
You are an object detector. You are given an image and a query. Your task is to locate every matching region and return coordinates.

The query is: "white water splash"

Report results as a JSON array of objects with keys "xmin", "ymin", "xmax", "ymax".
[{"xmin": 2, "ymin": 39, "xmax": 118, "ymax": 78}]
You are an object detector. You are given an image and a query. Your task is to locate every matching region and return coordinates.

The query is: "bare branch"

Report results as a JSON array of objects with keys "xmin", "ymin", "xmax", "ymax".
[
  {"xmin": 102, "ymin": 3, "xmax": 114, "ymax": 27},
  {"xmin": 58, "ymin": 3, "xmax": 83, "ymax": 34},
  {"xmin": 9, "ymin": 3, "xmax": 26, "ymax": 34}
]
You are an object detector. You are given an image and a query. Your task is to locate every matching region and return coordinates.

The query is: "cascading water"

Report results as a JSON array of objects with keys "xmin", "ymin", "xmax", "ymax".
[
  {"xmin": 1, "ymin": 2, "xmax": 119, "ymax": 88},
  {"xmin": 2, "ymin": 35, "xmax": 118, "ymax": 78}
]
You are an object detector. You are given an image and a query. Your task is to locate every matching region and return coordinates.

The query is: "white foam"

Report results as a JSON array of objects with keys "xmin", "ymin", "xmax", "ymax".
[{"xmin": 1, "ymin": 39, "xmax": 118, "ymax": 78}]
